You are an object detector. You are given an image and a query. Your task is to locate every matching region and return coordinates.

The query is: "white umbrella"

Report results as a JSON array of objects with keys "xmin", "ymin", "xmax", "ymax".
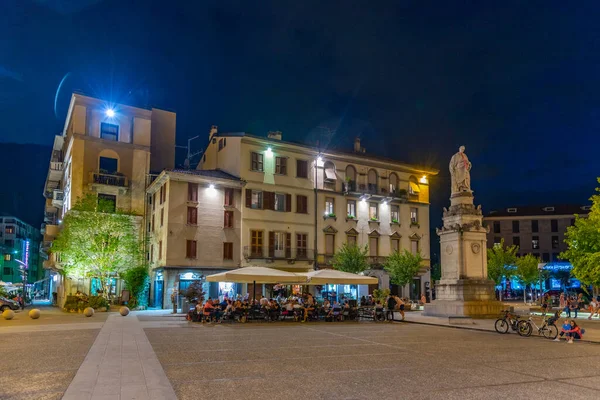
[
  {"xmin": 206, "ymin": 267, "xmax": 304, "ymax": 301},
  {"xmin": 303, "ymin": 269, "xmax": 378, "ymax": 285}
]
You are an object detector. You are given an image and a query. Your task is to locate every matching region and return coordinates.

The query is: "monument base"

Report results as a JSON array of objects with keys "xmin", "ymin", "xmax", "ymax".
[{"xmin": 424, "ymin": 279, "xmax": 503, "ymax": 319}]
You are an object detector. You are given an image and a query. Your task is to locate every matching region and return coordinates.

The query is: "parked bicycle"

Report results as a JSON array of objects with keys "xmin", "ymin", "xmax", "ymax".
[
  {"xmin": 518, "ymin": 315, "xmax": 559, "ymax": 339},
  {"xmin": 495, "ymin": 310, "xmax": 528, "ymax": 334}
]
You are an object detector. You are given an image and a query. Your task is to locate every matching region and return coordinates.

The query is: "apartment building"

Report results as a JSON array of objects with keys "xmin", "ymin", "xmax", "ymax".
[
  {"xmin": 199, "ymin": 129, "xmax": 438, "ymax": 299},
  {"xmin": 483, "ymin": 205, "xmax": 591, "ymax": 262},
  {"xmin": 41, "ymin": 93, "xmax": 176, "ymax": 306},
  {"xmin": 146, "ymin": 169, "xmax": 244, "ymax": 309},
  {"xmin": 0, "ymin": 215, "xmax": 42, "ymax": 285}
]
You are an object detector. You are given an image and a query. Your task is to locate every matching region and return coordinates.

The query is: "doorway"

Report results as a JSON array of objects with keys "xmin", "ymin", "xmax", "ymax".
[{"xmin": 154, "ymin": 280, "xmax": 164, "ymax": 308}]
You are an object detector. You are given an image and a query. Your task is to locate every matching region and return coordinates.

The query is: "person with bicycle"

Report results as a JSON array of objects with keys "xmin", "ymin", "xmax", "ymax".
[
  {"xmin": 541, "ymin": 294, "xmax": 550, "ymax": 317},
  {"xmin": 385, "ymin": 294, "xmax": 397, "ymax": 322}
]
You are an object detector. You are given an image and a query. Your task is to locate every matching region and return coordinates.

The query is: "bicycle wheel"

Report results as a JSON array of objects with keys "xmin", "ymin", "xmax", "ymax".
[
  {"xmin": 517, "ymin": 320, "xmax": 532, "ymax": 337},
  {"xmin": 495, "ymin": 318, "xmax": 509, "ymax": 334},
  {"xmin": 543, "ymin": 324, "xmax": 558, "ymax": 339}
]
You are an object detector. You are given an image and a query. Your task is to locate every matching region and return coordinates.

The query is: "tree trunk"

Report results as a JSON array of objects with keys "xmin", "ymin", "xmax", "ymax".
[{"xmin": 523, "ymin": 286, "xmax": 527, "ymax": 304}]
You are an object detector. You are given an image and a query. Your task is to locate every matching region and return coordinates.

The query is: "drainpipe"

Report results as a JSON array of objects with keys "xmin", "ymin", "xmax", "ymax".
[{"xmin": 314, "ymin": 156, "xmax": 318, "ymax": 270}]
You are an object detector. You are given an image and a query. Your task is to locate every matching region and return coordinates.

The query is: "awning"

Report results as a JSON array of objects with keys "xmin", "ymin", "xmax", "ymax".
[
  {"xmin": 301, "ymin": 269, "xmax": 378, "ymax": 285},
  {"xmin": 409, "ymin": 181, "xmax": 420, "ymax": 193},
  {"xmin": 325, "ymin": 168, "xmax": 337, "ymax": 180},
  {"xmin": 205, "ymin": 266, "xmax": 303, "ymax": 284}
]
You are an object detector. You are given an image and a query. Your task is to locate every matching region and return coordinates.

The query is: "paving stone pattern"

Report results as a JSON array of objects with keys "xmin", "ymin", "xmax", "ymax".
[
  {"xmin": 62, "ymin": 313, "xmax": 177, "ymax": 400},
  {"xmin": 145, "ymin": 321, "xmax": 600, "ymax": 400},
  {"xmin": 0, "ymin": 329, "xmax": 100, "ymax": 400}
]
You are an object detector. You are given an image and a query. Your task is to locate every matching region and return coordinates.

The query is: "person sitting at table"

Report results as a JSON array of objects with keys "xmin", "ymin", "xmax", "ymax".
[
  {"xmin": 202, "ymin": 299, "xmax": 215, "ymax": 323},
  {"xmin": 328, "ymin": 301, "xmax": 342, "ymax": 321},
  {"xmin": 323, "ymin": 299, "xmax": 331, "ymax": 311},
  {"xmin": 360, "ymin": 296, "xmax": 367, "ymax": 306},
  {"xmin": 302, "ymin": 296, "xmax": 315, "ymax": 322},
  {"xmin": 268, "ymin": 299, "xmax": 280, "ymax": 321},
  {"xmin": 259, "ymin": 295, "xmax": 269, "ymax": 307}
]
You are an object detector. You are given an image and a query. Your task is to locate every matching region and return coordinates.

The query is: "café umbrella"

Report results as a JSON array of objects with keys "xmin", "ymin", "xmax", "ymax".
[
  {"xmin": 294, "ymin": 269, "xmax": 378, "ymax": 302},
  {"xmin": 205, "ymin": 266, "xmax": 303, "ymax": 302}
]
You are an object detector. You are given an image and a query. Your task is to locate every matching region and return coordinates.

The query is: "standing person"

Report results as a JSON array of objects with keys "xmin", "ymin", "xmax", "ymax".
[
  {"xmin": 588, "ymin": 297, "xmax": 598, "ymax": 320},
  {"xmin": 559, "ymin": 293, "xmax": 566, "ymax": 316},
  {"xmin": 569, "ymin": 296, "xmax": 579, "ymax": 319},
  {"xmin": 386, "ymin": 295, "xmax": 397, "ymax": 322},
  {"xmin": 420, "ymin": 293, "xmax": 426, "ymax": 306},
  {"xmin": 541, "ymin": 294, "xmax": 550, "ymax": 317},
  {"xmin": 397, "ymin": 297, "xmax": 406, "ymax": 321}
]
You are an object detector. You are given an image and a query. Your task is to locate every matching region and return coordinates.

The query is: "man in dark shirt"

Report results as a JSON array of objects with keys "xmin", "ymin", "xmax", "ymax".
[{"xmin": 386, "ymin": 295, "xmax": 397, "ymax": 322}]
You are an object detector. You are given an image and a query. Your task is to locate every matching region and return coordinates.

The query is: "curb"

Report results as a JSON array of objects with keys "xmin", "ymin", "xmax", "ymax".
[{"xmin": 396, "ymin": 318, "xmax": 600, "ymax": 345}]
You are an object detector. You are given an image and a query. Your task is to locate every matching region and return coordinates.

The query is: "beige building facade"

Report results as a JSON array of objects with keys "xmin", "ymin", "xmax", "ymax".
[
  {"xmin": 146, "ymin": 169, "xmax": 244, "ymax": 309},
  {"xmin": 199, "ymin": 129, "xmax": 438, "ymax": 299},
  {"xmin": 41, "ymin": 93, "xmax": 176, "ymax": 306}
]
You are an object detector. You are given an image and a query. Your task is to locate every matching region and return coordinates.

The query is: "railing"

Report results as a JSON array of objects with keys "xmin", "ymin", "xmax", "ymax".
[
  {"xmin": 367, "ymin": 184, "xmax": 378, "ymax": 194},
  {"xmin": 317, "ymin": 254, "xmax": 335, "ymax": 265},
  {"xmin": 344, "ymin": 181, "xmax": 357, "ymax": 192},
  {"xmin": 50, "ymin": 161, "xmax": 63, "ymax": 172},
  {"xmin": 90, "ymin": 171, "xmax": 128, "ymax": 187},
  {"xmin": 44, "ymin": 212, "xmax": 58, "ymax": 224},
  {"xmin": 243, "ymin": 246, "xmax": 315, "ymax": 260}
]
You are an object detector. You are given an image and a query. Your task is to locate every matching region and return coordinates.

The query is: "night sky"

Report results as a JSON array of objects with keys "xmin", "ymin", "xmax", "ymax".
[{"xmin": 2, "ymin": 1, "xmax": 600, "ymax": 243}]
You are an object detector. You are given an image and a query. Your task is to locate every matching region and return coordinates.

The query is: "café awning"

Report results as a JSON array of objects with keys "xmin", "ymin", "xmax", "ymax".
[
  {"xmin": 301, "ymin": 269, "xmax": 378, "ymax": 285},
  {"xmin": 205, "ymin": 267, "xmax": 303, "ymax": 284}
]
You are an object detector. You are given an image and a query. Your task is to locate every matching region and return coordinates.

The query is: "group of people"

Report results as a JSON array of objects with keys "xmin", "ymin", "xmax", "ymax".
[
  {"xmin": 541, "ymin": 292, "xmax": 600, "ymax": 320},
  {"xmin": 556, "ymin": 318, "xmax": 585, "ymax": 343},
  {"xmin": 187, "ymin": 292, "xmax": 415, "ymax": 323}
]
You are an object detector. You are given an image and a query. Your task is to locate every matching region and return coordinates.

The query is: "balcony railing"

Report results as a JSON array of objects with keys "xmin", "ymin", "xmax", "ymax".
[
  {"xmin": 243, "ymin": 246, "xmax": 315, "ymax": 261},
  {"xmin": 44, "ymin": 212, "xmax": 58, "ymax": 224},
  {"xmin": 50, "ymin": 161, "xmax": 64, "ymax": 171},
  {"xmin": 317, "ymin": 254, "xmax": 335, "ymax": 266},
  {"xmin": 91, "ymin": 171, "xmax": 128, "ymax": 187}
]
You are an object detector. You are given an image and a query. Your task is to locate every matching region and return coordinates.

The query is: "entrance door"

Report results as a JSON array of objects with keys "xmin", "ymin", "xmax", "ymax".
[
  {"xmin": 410, "ymin": 278, "xmax": 421, "ymax": 300},
  {"xmin": 154, "ymin": 280, "xmax": 164, "ymax": 308},
  {"xmin": 274, "ymin": 232, "xmax": 286, "ymax": 258}
]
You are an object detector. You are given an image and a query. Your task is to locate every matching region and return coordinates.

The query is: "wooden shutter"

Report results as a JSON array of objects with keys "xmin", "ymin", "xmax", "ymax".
[
  {"xmin": 285, "ymin": 232, "xmax": 291, "ymax": 258},
  {"xmin": 245, "ymin": 189, "xmax": 252, "ymax": 208},
  {"xmin": 285, "ymin": 194, "xmax": 292, "ymax": 212},
  {"xmin": 225, "ymin": 188, "xmax": 232, "ymax": 206},
  {"xmin": 263, "ymin": 191, "xmax": 273, "ymax": 210},
  {"xmin": 188, "ymin": 183, "xmax": 198, "ymax": 202},
  {"xmin": 268, "ymin": 232, "xmax": 275, "ymax": 257}
]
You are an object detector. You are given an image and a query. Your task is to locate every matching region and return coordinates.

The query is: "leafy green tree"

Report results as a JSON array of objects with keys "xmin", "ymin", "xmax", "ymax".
[
  {"xmin": 430, "ymin": 262, "xmax": 441, "ymax": 282},
  {"xmin": 516, "ymin": 254, "xmax": 540, "ymax": 303},
  {"xmin": 561, "ymin": 178, "xmax": 600, "ymax": 293},
  {"xmin": 121, "ymin": 265, "xmax": 150, "ymax": 308},
  {"xmin": 332, "ymin": 243, "xmax": 369, "ymax": 274},
  {"xmin": 384, "ymin": 250, "xmax": 423, "ymax": 289},
  {"xmin": 487, "ymin": 238, "xmax": 518, "ymax": 300},
  {"xmin": 53, "ymin": 194, "xmax": 145, "ymax": 300}
]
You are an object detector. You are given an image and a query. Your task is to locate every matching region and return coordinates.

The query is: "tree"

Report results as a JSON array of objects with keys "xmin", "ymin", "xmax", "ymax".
[
  {"xmin": 384, "ymin": 250, "xmax": 423, "ymax": 289},
  {"xmin": 122, "ymin": 265, "xmax": 150, "ymax": 309},
  {"xmin": 183, "ymin": 280, "xmax": 206, "ymax": 304},
  {"xmin": 52, "ymin": 194, "xmax": 145, "ymax": 300},
  {"xmin": 516, "ymin": 254, "xmax": 540, "ymax": 304},
  {"xmin": 561, "ymin": 178, "xmax": 600, "ymax": 295},
  {"xmin": 487, "ymin": 238, "xmax": 518, "ymax": 300},
  {"xmin": 430, "ymin": 262, "xmax": 441, "ymax": 282},
  {"xmin": 332, "ymin": 243, "xmax": 369, "ymax": 274}
]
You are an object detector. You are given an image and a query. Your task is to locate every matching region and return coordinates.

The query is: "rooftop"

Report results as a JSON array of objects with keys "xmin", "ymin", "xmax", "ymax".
[
  {"xmin": 485, "ymin": 204, "xmax": 592, "ymax": 218},
  {"xmin": 213, "ymin": 132, "xmax": 439, "ymax": 174},
  {"xmin": 168, "ymin": 169, "xmax": 241, "ymax": 181}
]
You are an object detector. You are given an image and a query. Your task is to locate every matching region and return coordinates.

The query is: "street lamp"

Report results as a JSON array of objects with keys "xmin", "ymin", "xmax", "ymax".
[{"xmin": 105, "ymin": 108, "xmax": 115, "ymax": 118}]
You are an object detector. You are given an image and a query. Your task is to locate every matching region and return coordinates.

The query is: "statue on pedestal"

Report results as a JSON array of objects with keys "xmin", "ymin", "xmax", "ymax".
[{"xmin": 449, "ymin": 146, "xmax": 472, "ymax": 194}]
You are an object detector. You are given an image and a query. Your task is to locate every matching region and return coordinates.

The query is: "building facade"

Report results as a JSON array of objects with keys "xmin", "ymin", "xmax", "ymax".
[
  {"xmin": 198, "ymin": 129, "xmax": 438, "ymax": 300},
  {"xmin": 483, "ymin": 205, "xmax": 591, "ymax": 262},
  {"xmin": 0, "ymin": 215, "xmax": 42, "ymax": 285},
  {"xmin": 41, "ymin": 93, "xmax": 176, "ymax": 306},
  {"xmin": 146, "ymin": 169, "xmax": 244, "ymax": 309},
  {"xmin": 483, "ymin": 205, "xmax": 591, "ymax": 295}
]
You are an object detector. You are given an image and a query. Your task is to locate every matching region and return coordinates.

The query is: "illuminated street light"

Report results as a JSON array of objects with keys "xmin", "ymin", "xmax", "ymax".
[{"xmin": 105, "ymin": 108, "xmax": 115, "ymax": 118}]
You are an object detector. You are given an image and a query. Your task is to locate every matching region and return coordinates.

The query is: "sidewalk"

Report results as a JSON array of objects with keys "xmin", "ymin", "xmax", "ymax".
[
  {"xmin": 62, "ymin": 312, "xmax": 177, "ymax": 400},
  {"xmin": 399, "ymin": 309, "xmax": 600, "ymax": 343}
]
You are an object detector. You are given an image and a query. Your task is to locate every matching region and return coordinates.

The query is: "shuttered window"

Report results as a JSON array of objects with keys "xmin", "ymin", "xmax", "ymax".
[
  {"xmin": 297, "ymin": 195, "xmax": 308, "ymax": 213},
  {"xmin": 186, "ymin": 240, "xmax": 197, "ymax": 258},
  {"xmin": 296, "ymin": 159, "xmax": 308, "ymax": 178},
  {"xmin": 187, "ymin": 207, "xmax": 197, "ymax": 225},
  {"xmin": 223, "ymin": 242, "xmax": 233, "ymax": 260},
  {"xmin": 188, "ymin": 183, "xmax": 198, "ymax": 202},
  {"xmin": 224, "ymin": 211, "xmax": 234, "ymax": 228}
]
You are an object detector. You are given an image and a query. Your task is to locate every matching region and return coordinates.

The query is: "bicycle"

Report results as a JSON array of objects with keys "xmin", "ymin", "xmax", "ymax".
[
  {"xmin": 519, "ymin": 315, "xmax": 559, "ymax": 339},
  {"xmin": 495, "ymin": 310, "xmax": 528, "ymax": 334}
]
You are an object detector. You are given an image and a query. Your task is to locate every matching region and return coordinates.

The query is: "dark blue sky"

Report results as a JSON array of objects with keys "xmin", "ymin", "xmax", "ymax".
[{"xmin": 2, "ymin": 0, "xmax": 599, "ymax": 228}]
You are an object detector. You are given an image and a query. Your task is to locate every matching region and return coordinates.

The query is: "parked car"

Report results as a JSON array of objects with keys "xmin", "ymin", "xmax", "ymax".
[{"xmin": 0, "ymin": 296, "xmax": 20, "ymax": 311}]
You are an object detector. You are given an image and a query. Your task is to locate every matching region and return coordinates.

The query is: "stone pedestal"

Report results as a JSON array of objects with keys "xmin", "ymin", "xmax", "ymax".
[{"xmin": 424, "ymin": 191, "xmax": 502, "ymax": 319}]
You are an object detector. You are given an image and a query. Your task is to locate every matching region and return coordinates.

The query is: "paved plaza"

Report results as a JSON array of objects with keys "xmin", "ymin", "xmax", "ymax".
[{"xmin": 2, "ymin": 309, "xmax": 600, "ymax": 399}]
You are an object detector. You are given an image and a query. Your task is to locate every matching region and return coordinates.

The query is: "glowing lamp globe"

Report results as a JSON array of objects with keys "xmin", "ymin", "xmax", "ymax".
[{"xmin": 105, "ymin": 108, "xmax": 115, "ymax": 118}]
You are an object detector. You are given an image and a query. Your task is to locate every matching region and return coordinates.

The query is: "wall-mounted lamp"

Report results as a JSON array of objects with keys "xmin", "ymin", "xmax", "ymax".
[
  {"xmin": 105, "ymin": 108, "xmax": 115, "ymax": 118},
  {"xmin": 420, "ymin": 175, "xmax": 428, "ymax": 184}
]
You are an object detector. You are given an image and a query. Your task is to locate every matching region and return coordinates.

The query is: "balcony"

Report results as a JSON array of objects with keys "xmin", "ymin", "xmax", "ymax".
[
  {"xmin": 243, "ymin": 246, "xmax": 315, "ymax": 261},
  {"xmin": 52, "ymin": 189, "xmax": 64, "ymax": 208},
  {"xmin": 90, "ymin": 171, "xmax": 128, "ymax": 187},
  {"xmin": 44, "ymin": 212, "xmax": 58, "ymax": 225},
  {"xmin": 316, "ymin": 254, "xmax": 335, "ymax": 266}
]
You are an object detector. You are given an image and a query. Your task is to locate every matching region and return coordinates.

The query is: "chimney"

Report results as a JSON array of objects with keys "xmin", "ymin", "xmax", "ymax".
[
  {"xmin": 209, "ymin": 125, "xmax": 218, "ymax": 140},
  {"xmin": 267, "ymin": 130, "xmax": 282, "ymax": 140},
  {"xmin": 354, "ymin": 137, "xmax": 361, "ymax": 153}
]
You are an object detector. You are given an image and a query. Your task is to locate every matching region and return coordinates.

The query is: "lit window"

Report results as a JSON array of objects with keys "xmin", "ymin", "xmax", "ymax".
[
  {"xmin": 251, "ymin": 191, "xmax": 263, "ymax": 209},
  {"xmin": 410, "ymin": 208, "xmax": 418, "ymax": 224},
  {"xmin": 325, "ymin": 197, "xmax": 335, "ymax": 216},
  {"xmin": 369, "ymin": 202, "xmax": 378, "ymax": 220},
  {"xmin": 390, "ymin": 205, "xmax": 399, "ymax": 223},
  {"xmin": 347, "ymin": 200, "xmax": 356, "ymax": 218},
  {"xmin": 532, "ymin": 236, "xmax": 539, "ymax": 250}
]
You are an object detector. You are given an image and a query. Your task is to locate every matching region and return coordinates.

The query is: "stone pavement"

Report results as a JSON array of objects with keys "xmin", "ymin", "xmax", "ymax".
[
  {"xmin": 62, "ymin": 313, "xmax": 177, "ymax": 400},
  {"xmin": 143, "ymin": 318, "xmax": 600, "ymax": 399},
  {"xmin": 401, "ymin": 309, "xmax": 600, "ymax": 342}
]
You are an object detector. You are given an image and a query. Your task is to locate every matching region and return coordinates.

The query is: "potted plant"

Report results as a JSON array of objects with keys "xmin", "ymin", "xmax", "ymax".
[
  {"xmin": 391, "ymin": 218, "xmax": 399, "ymax": 224},
  {"xmin": 370, "ymin": 216, "xmax": 379, "ymax": 222},
  {"xmin": 324, "ymin": 212, "xmax": 337, "ymax": 220}
]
